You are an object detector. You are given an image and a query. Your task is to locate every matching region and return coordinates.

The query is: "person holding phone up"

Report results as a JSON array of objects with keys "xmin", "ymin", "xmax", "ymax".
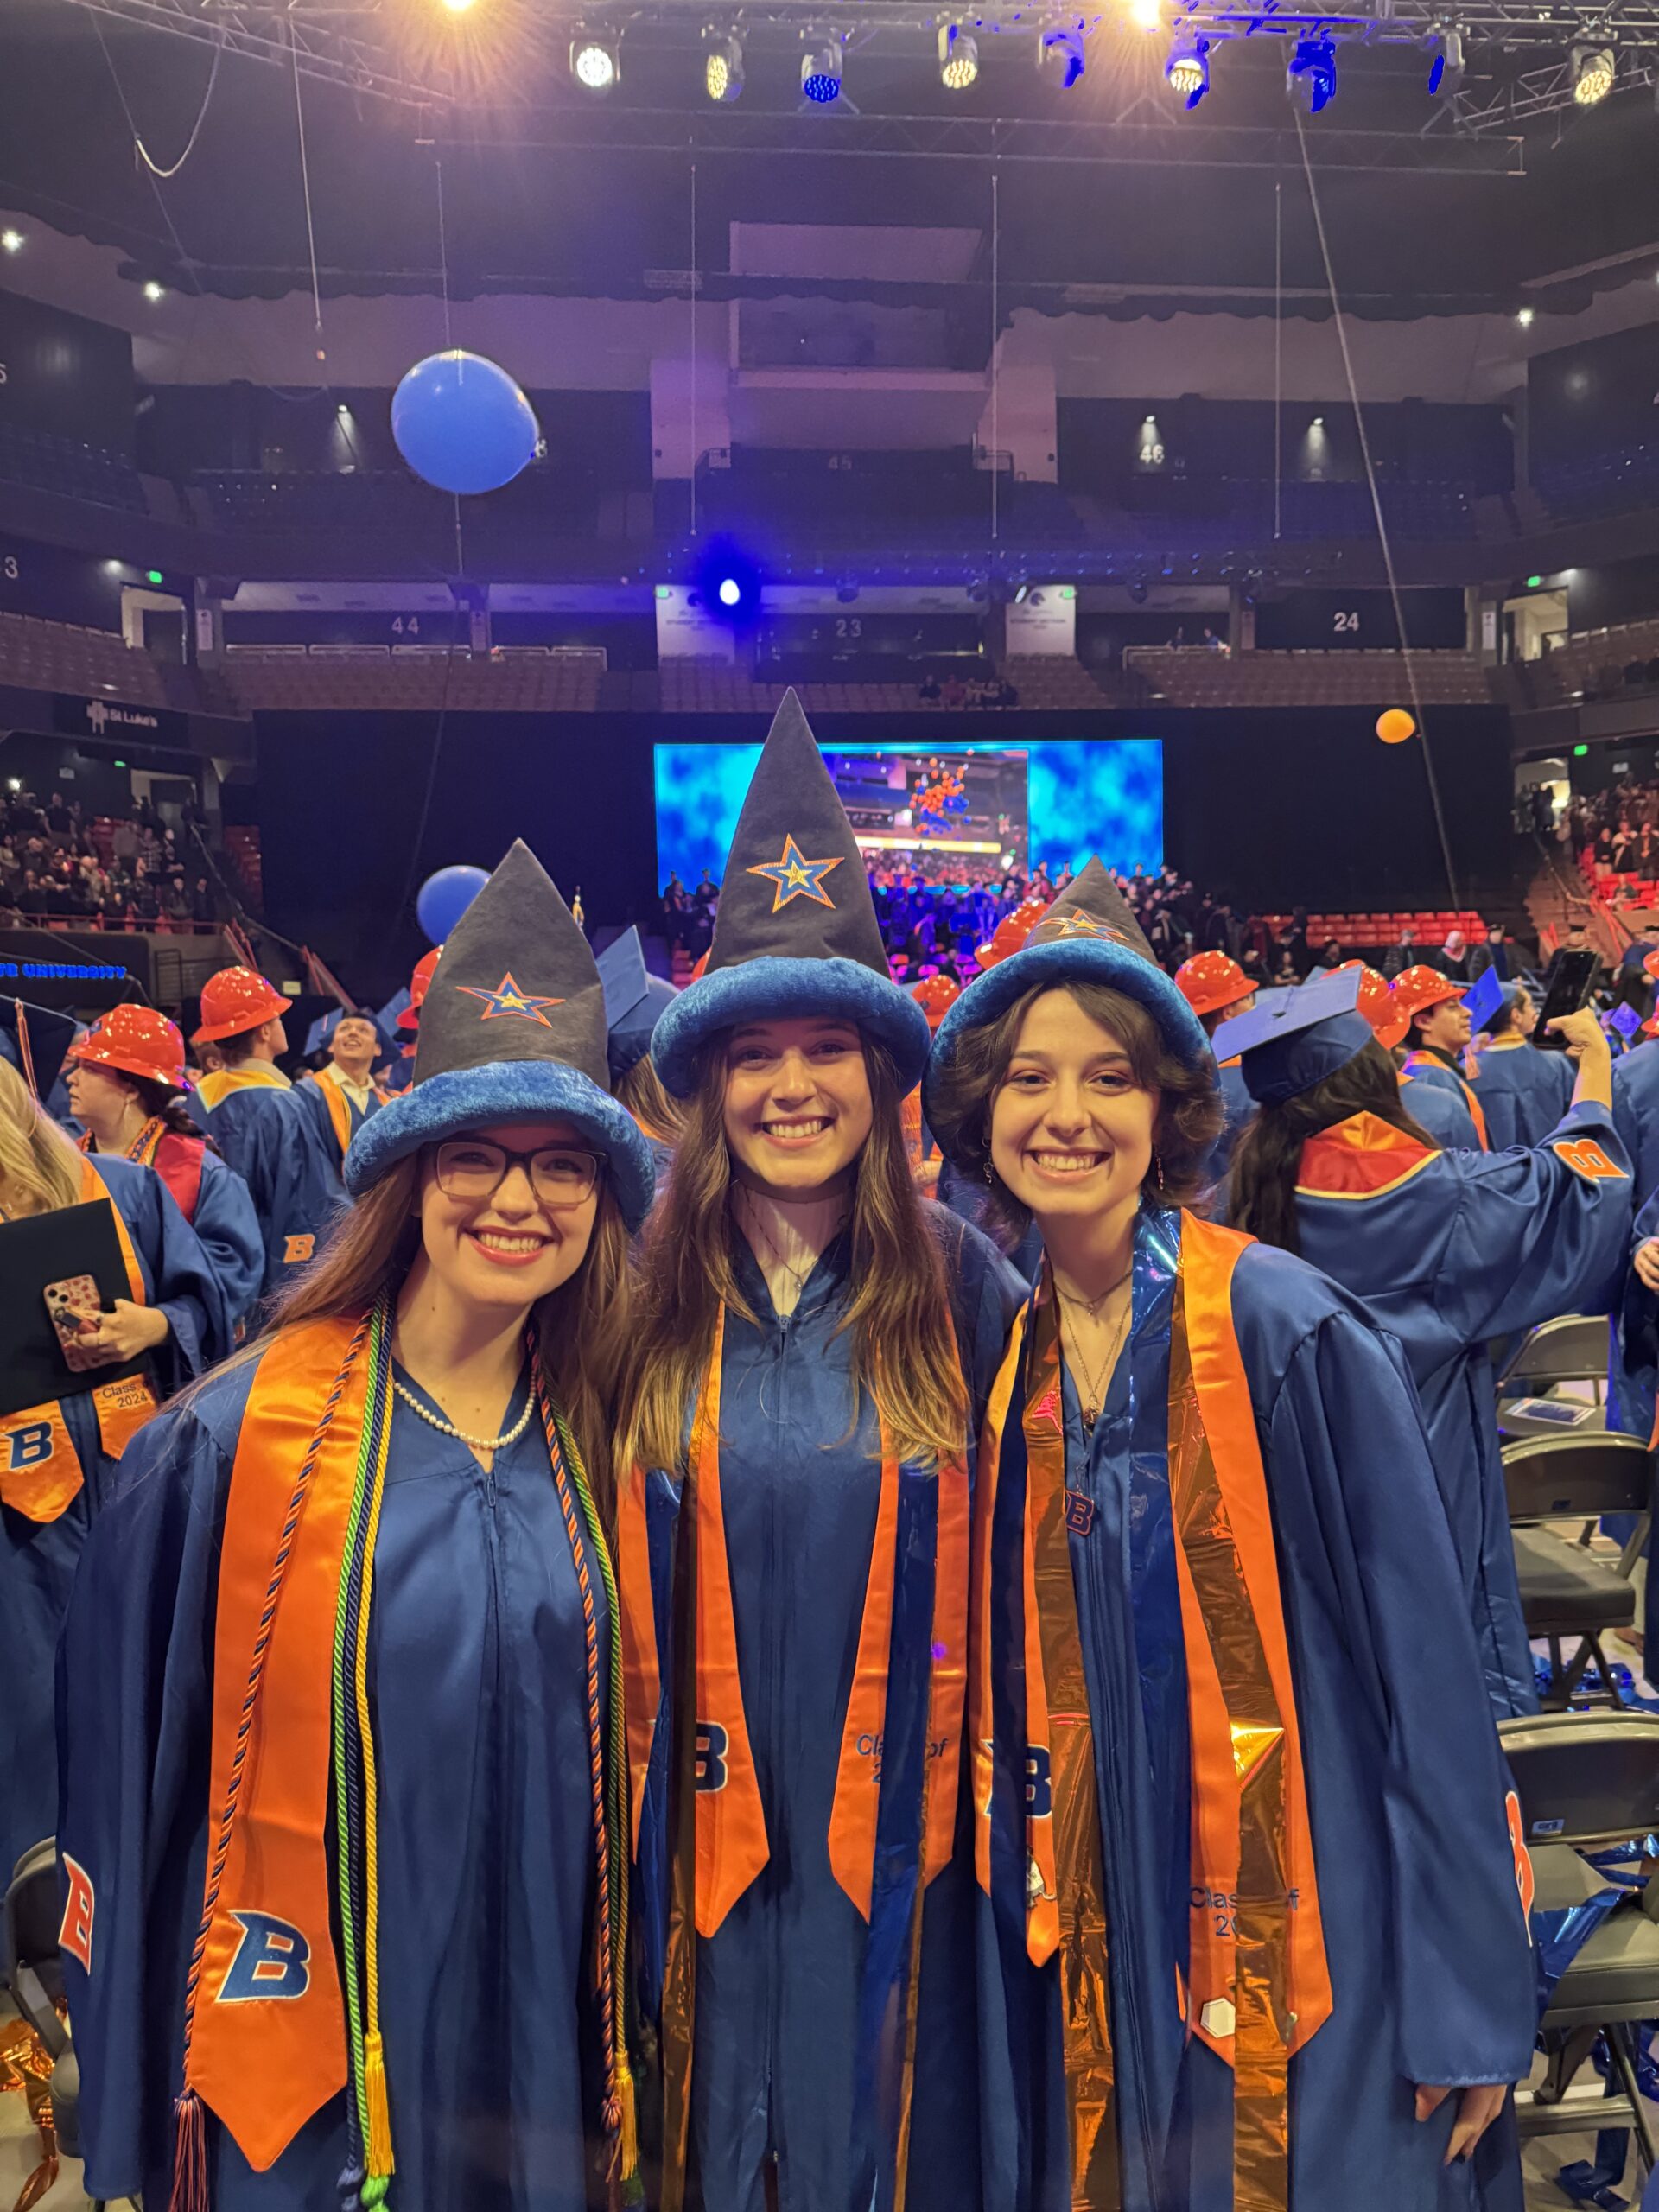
[{"xmin": 1224, "ymin": 984, "xmax": 1631, "ymax": 1718}]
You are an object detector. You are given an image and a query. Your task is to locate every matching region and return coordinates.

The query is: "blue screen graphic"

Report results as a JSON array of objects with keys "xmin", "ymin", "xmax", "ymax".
[{"xmin": 653, "ymin": 738, "xmax": 1163, "ymax": 885}]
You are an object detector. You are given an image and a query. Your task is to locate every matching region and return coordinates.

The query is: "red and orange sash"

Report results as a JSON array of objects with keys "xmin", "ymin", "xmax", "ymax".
[
  {"xmin": 0, "ymin": 1159, "xmax": 159, "ymax": 1520},
  {"xmin": 969, "ymin": 1217, "xmax": 1331, "ymax": 2210},
  {"xmin": 1295, "ymin": 1110, "xmax": 1441, "ymax": 1200},
  {"xmin": 182, "ymin": 1314, "xmax": 368, "ymax": 2171}
]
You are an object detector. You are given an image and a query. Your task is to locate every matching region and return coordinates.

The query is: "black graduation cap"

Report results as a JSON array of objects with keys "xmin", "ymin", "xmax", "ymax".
[
  {"xmin": 651, "ymin": 690, "xmax": 930, "ymax": 1097},
  {"xmin": 0, "ymin": 995, "xmax": 80, "ymax": 1102},
  {"xmin": 923, "ymin": 855, "xmax": 1211, "ymax": 1165},
  {"xmin": 345, "ymin": 840, "xmax": 655, "ymax": 1230}
]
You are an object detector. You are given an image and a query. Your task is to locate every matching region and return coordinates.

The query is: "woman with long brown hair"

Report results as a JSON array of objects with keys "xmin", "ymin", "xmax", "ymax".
[
  {"xmin": 57, "ymin": 844, "xmax": 653, "ymax": 2212},
  {"xmin": 924, "ymin": 879, "xmax": 1539, "ymax": 2212},
  {"xmin": 619, "ymin": 696, "xmax": 1020, "ymax": 2212}
]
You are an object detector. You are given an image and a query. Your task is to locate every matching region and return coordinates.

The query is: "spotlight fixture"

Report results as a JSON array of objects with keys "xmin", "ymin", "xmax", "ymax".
[
  {"xmin": 1128, "ymin": 0, "xmax": 1161, "ymax": 29},
  {"xmin": 801, "ymin": 36, "xmax": 843, "ymax": 99},
  {"xmin": 0, "ymin": 230, "xmax": 22, "ymax": 254},
  {"xmin": 938, "ymin": 22, "xmax": 980, "ymax": 87},
  {"xmin": 1572, "ymin": 44, "xmax": 1614, "ymax": 103},
  {"xmin": 143, "ymin": 278, "xmax": 165, "ymax": 302},
  {"xmin": 1166, "ymin": 31, "xmax": 1209, "ymax": 104},
  {"xmin": 569, "ymin": 32, "xmax": 620, "ymax": 90},
  {"xmin": 704, "ymin": 30, "xmax": 744, "ymax": 100},
  {"xmin": 1038, "ymin": 22, "xmax": 1087, "ymax": 86},
  {"xmin": 1287, "ymin": 35, "xmax": 1336, "ymax": 111},
  {"xmin": 1516, "ymin": 305, "xmax": 1535, "ymax": 327},
  {"xmin": 1426, "ymin": 25, "xmax": 1464, "ymax": 94}
]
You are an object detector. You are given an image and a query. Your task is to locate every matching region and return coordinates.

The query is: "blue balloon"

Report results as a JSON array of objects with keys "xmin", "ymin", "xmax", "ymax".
[
  {"xmin": 416, "ymin": 864, "xmax": 489, "ymax": 945},
  {"xmin": 391, "ymin": 351, "xmax": 538, "ymax": 496}
]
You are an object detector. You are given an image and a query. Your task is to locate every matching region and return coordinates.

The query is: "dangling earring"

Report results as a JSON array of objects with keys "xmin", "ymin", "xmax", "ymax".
[
  {"xmin": 982, "ymin": 1130, "xmax": 995, "ymax": 1185},
  {"xmin": 1154, "ymin": 1150, "xmax": 1166, "ymax": 1194}
]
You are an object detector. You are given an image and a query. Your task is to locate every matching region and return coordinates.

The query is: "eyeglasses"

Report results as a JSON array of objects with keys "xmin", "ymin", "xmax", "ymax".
[{"xmin": 432, "ymin": 1139, "xmax": 604, "ymax": 1209}]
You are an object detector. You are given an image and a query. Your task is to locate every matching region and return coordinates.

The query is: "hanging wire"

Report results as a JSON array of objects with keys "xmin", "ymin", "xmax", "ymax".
[
  {"xmin": 1273, "ymin": 180, "xmax": 1283, "ymax": 546},
  {"xmin": 690, "ymin": 158, "xmax": 699, "ymax": 542},
  {"xmin": 133, "ymin": 30, "xmax": 225, "ymax": 178},
  {"xmin": 289, "ymin": 19, "xmax": 324, "ymax": 339},
  {"xmin": 1294, "ymin": 112, "xmax": 1462, "ymax": 910},
  {"xmin": 989, "ymin": 163, "xmax": 1000, "ymax": 548}
]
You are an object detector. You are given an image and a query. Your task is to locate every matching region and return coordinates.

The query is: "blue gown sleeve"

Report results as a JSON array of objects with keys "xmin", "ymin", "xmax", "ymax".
[
  {"xmin": 54, "ymin": 1386, "xmax": 243, "ymax": 2199},
  {"xmin": 190, "ymin": 1152, "xmax": 265, "ymax": 1337},
  {"xmin": 1402, "ymin": 1074, "xmax": 1481, "ymax": 1151},
  {"xmin": 99, "ymin": 1157, "xmax": 233, "ymax": 1386},
  {"xmin": 1432, "ymin": 1101, "xmax": 1632, "ymax": 1344},
  {"xmin": 1265, "ymin": 1312, "xmax": 1539, "ymax": 2088}
]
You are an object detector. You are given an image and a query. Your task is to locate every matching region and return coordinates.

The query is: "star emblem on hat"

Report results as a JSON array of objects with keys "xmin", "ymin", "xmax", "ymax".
[
  {"xmin": 747, "ymin": 833, "xmax": 843, "ymax": 913},
  {"xmin": 455, "ymin": 972, "xmax": 565, "ymax": 1026},
  {"xmin": 1045, "ymin": 910, "xmax": 1123, "ymax": 941}
]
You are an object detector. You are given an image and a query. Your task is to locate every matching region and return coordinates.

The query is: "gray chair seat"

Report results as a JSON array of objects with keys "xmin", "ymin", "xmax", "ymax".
[
  {"xmin": 1513, "ymin": 1525, "xmax": 1637, "ymax": 1636},
  {"xmin": 1546, "ymin": 1905, "xmax": 1659, "ymax": 2025}
]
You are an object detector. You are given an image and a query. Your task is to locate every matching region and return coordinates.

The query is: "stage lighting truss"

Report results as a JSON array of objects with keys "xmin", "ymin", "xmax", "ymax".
[
  {"xmin": 801, "ymin": 32, "xmax": 845, "ymax": 99},
  {"xmin": 50, "ymin": 0, "xmax": 1659, "ymax": 131}
]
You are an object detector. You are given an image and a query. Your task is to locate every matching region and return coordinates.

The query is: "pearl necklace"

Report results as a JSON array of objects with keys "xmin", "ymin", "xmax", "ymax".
[{"xmin": 391, "ymin": 1372, "xmax": 536, "ymax": 1452}]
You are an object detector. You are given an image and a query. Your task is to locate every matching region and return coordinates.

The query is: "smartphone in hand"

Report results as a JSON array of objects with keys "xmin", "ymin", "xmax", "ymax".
[{"xmin": 43, "ymin": 1274, "xmax": 103, "ymax": 1372}]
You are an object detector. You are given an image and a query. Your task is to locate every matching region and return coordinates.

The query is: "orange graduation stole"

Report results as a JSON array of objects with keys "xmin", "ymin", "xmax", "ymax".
[
  {"xmin": 0, "ymin": 1159, "xmax": 159, "ymax": 1522},
  {"xmin": 969, "ymin": 1216, "xmax": 1332, "ymax": 2211},
  {"xmin": 617, "ymin": 1301, "xmax": 970, "ymax": 2209}
]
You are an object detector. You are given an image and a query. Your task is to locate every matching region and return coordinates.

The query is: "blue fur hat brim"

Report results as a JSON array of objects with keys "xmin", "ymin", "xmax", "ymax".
[
  {"xmin": 652, "ymin": 956, "xmax": 931, "ymax": 1099},
  {"xmin": 923, "ymin": 938, "xmax": 1212, "ymax": 1167},
  {"xmin": 344, "ymin": 1061, "xmax": 655, "ymax": 1231}
]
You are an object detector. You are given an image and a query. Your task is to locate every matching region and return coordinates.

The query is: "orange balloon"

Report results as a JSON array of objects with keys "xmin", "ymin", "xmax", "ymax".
[{"xmin": 1376, "ymin": 708, "xmax": 1416, "ymax": 746}]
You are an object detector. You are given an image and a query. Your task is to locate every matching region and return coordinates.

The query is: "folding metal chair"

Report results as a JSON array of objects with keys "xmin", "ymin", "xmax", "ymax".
[
  {"xmin": 1497, "ymin": 1314, "xmax": 1612, "ymax": 1441},
  {"xmin": 2, "ymin": 1837, "xmax": 121, "ymax": 2204},
  {"xmin": 1503, "ymin": 1433, "xmax": 1652, "ymax": 1707}
]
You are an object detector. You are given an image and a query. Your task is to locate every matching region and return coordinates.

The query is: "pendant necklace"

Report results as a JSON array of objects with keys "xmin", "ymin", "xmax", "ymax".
[{"xmin": 1055, "ymin": 1265, "xmax": 1133, "ymax": 1434}]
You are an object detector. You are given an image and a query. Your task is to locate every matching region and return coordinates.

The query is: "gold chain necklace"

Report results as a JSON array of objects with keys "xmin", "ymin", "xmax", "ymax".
[{"xmin": 1055, "ymin": 1271, "xmax": 1133, "ymax": 1434}]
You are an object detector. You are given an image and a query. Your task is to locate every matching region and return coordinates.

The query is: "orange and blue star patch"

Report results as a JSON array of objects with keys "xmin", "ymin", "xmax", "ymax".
[
  {"xmin": 456, "ymin": 971, "xmax": 565, "ymax": 1026},
  {"xmin": 747, "ymin": 835, "xmax": 843, "ymax": 913}
]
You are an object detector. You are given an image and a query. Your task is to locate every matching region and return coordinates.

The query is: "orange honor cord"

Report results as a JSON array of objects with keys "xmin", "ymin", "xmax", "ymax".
[
  {"xmin": 171, "ymin": 1314, "xmax": 372, "ymax": 2202},
  {"xmin": 1021, "ymin": 1287, "xmax": 1119, "ymax": 2206}
]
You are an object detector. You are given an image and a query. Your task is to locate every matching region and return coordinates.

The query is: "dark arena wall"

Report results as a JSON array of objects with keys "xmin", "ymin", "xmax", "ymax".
[{"xmin": 251, "ymin": 703, "xmax": 1517, "ymax": 994}]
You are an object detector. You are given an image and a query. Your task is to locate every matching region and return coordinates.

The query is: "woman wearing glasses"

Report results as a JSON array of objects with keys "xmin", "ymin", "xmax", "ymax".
[
  {"xmin": 57, "ymin": 845, "xmax": 654, "ymax": 2212},
  {"xmin": 619, "ymin": 700, "xmax": 1023, "ymax": 2212}
]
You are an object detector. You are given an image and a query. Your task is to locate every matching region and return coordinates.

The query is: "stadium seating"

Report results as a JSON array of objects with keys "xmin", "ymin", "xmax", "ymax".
[
  {"xmin": 1126, "ymin": 647, "xmax": 1493, "ymax": 708},
  {"xmin": 0, "ymin": 611, "xmax": 198, "ymax": 708},
  {"xmin": 1259, "ymin": 909, "xmax": 1488, "ymax": 949},
  {"xmin": 0, "ymin": 421, "xmax": 146, "ymax": 513}
]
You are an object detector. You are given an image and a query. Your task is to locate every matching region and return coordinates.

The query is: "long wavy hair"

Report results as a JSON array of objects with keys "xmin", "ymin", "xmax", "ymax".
[
  {"xmin": 1226, "ymin": 1037, "xmax": 1438, "ymax": 1258},
  {"xmin": 246, "ymin": 1154, "xmax": 633, "ymax": 1510},
  {"xmin": 0, "ymin": 1056, "xmax": 83, "ymax": 1216},
  {"xmin": 623, "ymin": 1030, "xmax": 966, "ymax": 1471}
]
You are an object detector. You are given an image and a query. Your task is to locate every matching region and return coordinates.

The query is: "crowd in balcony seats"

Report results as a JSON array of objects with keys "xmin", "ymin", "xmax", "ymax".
[{"xmin": 0, "ymin": 787, "xmax": 217, "ymax": 929}]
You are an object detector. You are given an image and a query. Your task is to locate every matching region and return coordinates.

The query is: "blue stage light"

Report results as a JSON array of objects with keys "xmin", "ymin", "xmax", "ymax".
[
  {"xmin": 802, "ymin": 40, "xmax": 842, "ymax": 99},
  {"xmin": 718, "ymin": 577, "xmax": 741, "ymax": 607},
  {"xmin": 1287, "ymin": 35, "xmax": 1336, "ymax": 111}
]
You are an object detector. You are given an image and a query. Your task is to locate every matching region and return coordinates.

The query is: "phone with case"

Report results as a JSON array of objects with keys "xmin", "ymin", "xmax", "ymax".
[{"xmin": 43, "ymin": 1274, "xmax": 103, "ymax": 1372}]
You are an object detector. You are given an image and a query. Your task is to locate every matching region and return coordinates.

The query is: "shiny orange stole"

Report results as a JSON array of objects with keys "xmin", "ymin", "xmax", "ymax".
[
  {"xmin": 969, "ymin": 1217, "xmax": 1332, "ymax": 2212},
  {"xmin": 0, "ymin": 1163, "xmax": 159, "ymax": 1522},
  {"xmin": 184, "ymin": 1315, "xmax": 368, "ymax": 2170},
  {"xmin": 309, "ymin": 1073, "xmax": 354, "ymax": 1160}
]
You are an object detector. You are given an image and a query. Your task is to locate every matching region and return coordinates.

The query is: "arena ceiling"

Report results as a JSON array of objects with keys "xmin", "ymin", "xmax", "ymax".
[{"xmin": 5, "ymin": 0, "xmax": 1659, "ymax": 327}]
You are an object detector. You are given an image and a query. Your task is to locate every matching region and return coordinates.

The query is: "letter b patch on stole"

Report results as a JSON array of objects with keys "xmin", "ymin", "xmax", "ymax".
[
  {"xmin": 59, "ymin": 1854, "xmax": 95, "ymax": 1973},
  {"xmin": 217, "ymin": 1910, "xmax": 313, "ymax": 2003},
  {"xmin": 696, "ymin": 1720, "xmax": 730, "ymax": 1793},
  {"xmin": 1025, "ymin": 1745, "xmax": 1052, "ymax": 1820},
  {"xmin": 6, "ymin": 1422, "xmax": 54, "ymax": 1473}
]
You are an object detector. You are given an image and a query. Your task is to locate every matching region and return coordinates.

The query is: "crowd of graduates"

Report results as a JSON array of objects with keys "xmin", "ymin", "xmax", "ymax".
[{"xmin": 8, "ymin": 695, "xmax": 1659, "ymax": 2212}]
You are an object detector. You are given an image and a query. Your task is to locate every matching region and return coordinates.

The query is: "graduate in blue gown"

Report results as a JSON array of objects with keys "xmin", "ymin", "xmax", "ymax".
[
  {"xmin": 620, "ymin": 695, "xmax": 1024, "ymax": 2212},
  {"xmin": 1395, "ymin": 963, "xmax": 1492, "ymax": 1149},
  {"xmin": 57, "ymin": 843, "xmax": 656, "ymax": 2212},
  {"xmin": 188, "ymin": 965, "xmax": 350, "ymax": 1300},
  {"xmin": 1467, "ymin": 983, "xmax": 1574, "ymax": 1152},
  {"xmin": 1219, "ymin": 972, "xmax": 1630, "ymax": 1718},
  {"xmin": 0, "ymin": 1005, "xmax": 230, "ymax": 1883},
  {"xmin": 65, "ymin": 1003, "xmax": 264, "ymax": 1335},
  {"xmin": 1173, "ymin": 950, "xmax": 1256, "ymax": 1185},
  {"xmin": 291, "ymin": 1007, "xmax": 391, "ymax": 1166},
  {"xmin": 923, "ymin": 863, "xmax": 1539, "ymax": 2212}
]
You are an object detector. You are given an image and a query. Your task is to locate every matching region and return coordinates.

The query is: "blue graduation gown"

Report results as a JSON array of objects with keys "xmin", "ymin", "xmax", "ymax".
[
  {"xmin": 191, "ymin": 1077, "xmax": 348, "ymax": 1300},
  {"xmin": 1402, "ymin": 1067, "xmax": 1483, "ymax": 1150},
  {"xmin": 979, "ymin": 1234, "xmax": 1539, "ymax": 2212},
  {"xmin": 291, "ymin": 1069, "xmax": 385, "ymax": 1162},
  {"xmin": 1613, "ymin": 1039, "xmax": 1659, "ymax": 1208},
  {"xmin": 1294, "ymin": 1101, "xmax": 1632, "ymax": 1715},
  {"xmin": 2, "ymin": 1154, "xmax": 228, "ymax": 1877},
  {"xmin": 1470, "ymin": 1041, "xmax": 1574, "ymax": 1152},
  {"xmin": 190, "ymin": 1149, "xmax": 266, "ymax": 1333},
  {"xmin": 56, "ymin": 1356, "xmax": 606, "ymax": 2212},
  {"xmin": 1208, "ymin": 1060, "xmax": 1253, "ymax": 1185},
  {"xmin": 636, "ymin": 1210, "xmax": 1023, "ymax": 2212}
]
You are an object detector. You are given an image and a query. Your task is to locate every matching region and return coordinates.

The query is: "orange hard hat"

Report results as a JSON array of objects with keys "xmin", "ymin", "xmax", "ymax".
[
  {"xmin": 1338, "ymin": 960, "xmax": 1408, "ymax": 1051},
  {"xmin": 1643, "ymin": 950, "xmax": 1659, "ymax": 982},
  {"xmin": 397, "ymin": 947, "xmax": 442, "ymax": 1031},
  {"xmin": 1390, "ymin": 963, "xmax": 1465, "ymax": 1024},
  {"xmin": 192, "ymin": 965, "xmax": 289, "ymax": 1045},
  {"xmin": 67, "ymin": 1003, "xmax": 189, "ymax": 1090},
  {"xmin": 1174, "ymin": 950, "xmax": 1253, "ymax": 1021},
  {"xmin": 975, "ymin": 905, "xmax": 1045, "ymax": 971},
  {"xmin": 911, "ymin": 974, "xmax": 963, "ymax": 1029}
]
